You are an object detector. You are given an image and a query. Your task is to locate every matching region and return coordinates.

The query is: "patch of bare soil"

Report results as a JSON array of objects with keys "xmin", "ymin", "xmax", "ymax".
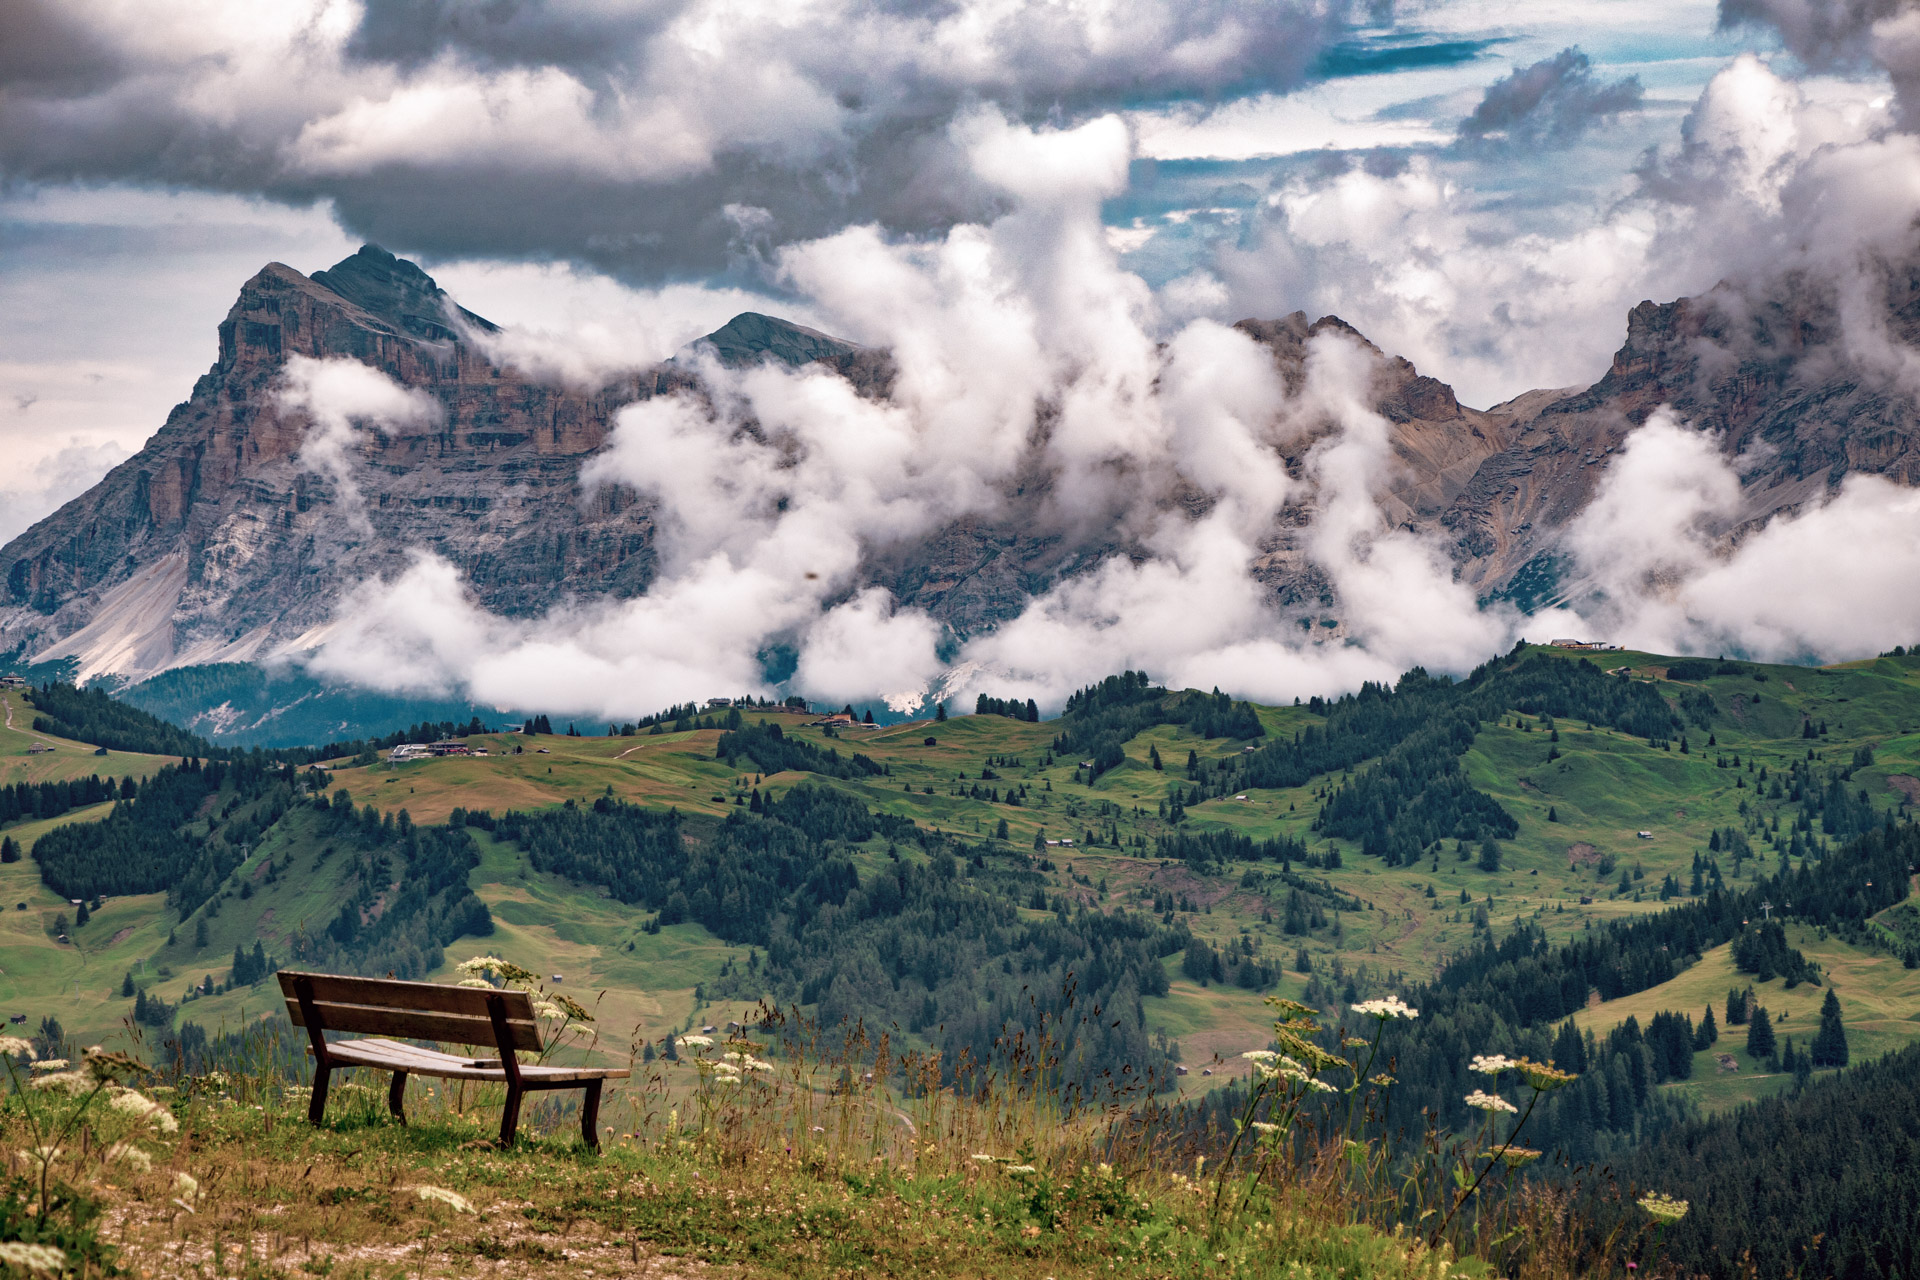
[
  {"xmin": 109, "ymin": 927, "xmax": 133, "ymax": 946},
  {"xmin": 1565, "ymin": 842, "xmax": 1600, "ymax": 865},
  {"xmin": 1888, "ymin": 775, "xmax": 1920, "ymax": 804}
]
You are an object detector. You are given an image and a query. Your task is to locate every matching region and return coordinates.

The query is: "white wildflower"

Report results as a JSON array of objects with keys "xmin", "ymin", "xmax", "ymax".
[
  {"xmin": 29, "ymin": 1071, "xmax": 89, "ymax": 1094},
  {"xmin": 1464, "ymin": 1090, "xmax": 1519, "ymax": 1114},
  {"xmin": 173, "ymin": 1172, "xmax": 200, "ymax": 1201},
  {"xmin": 410, "ymin": 1185, "xmax": 476, "ymax": 1214},
  {"xmin": 1241, "ymin": 1050, "xmax": 1280, "ymax": 1064},
  {"xmin": 1351, "ymin": 997, "xmax": 1418, "ymax": 1020},
  {"xmin": 104, "ymin": 1142, "xmax": 152, "ymax": 1171},
  {"xmin": 16, "ymin": 1148, "xmax": 59, "ymax": 1163},
  {"xmin": 679, "ymin": 1035, "xmax": 713, "ymax": 1049},
  {"xmin": 1005, "ymin": 1164, "xmax": 1037, "ymax": 1175},
  {"xmin": 456, "ymin": 978, "xmax": 495, "ymax": 990},
  {"xmin": 970, "ymin": 1153, "xmax": 997, "ymax": 1164},
  {"xmin": 532, "ymin": 1000, "xmax": 565, "ymax": 1021},
  {"xmin": 456, "ymin": 956, "xmax": 504, "ymax": 976},
  {"xmin": 1638, "ymin": 1191, "xmax": 1689, "ymax": 1224},
  {"xmin": 0, "ymin": 1036, "xmax": 34, "ymax": 1059},
  {"xmin": 29, "ymin": 1059, "xmax": 68, "ymax": 1072},
  {"xmin": 1250, "ymin": 1121, "xmax": 1279, "ymax": 1134},
  {"xmin": 1470, "ymin": 1054, "xmax": 1517, "ymax": 1075},
  {"xmin": 0, "ymin": 1242, "xmax": 66, "ymax": 1274},
  {"xmin": 109, "ymin": 1089, "xmax": 179, "ymax": 1133}
]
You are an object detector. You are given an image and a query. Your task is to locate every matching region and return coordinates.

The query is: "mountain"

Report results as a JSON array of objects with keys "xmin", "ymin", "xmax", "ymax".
[{"xmin": 2, "ymin": 246, "xmax": 1917, "ymax": 691}]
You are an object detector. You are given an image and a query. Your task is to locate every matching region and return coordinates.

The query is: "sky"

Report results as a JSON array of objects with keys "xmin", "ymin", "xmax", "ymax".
[{"xmin": 2, "ymin": 0, "xmax": 1917, "ymax": 710}]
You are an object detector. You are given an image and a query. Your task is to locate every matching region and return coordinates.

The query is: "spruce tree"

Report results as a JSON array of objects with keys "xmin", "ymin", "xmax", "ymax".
[
  {"xmin": 934, "ymin": 702, "xmax": 946, "ymax": 722},
  {"xmin": 1149, "ymin": 744, "xmax": 1163, "ymax": 771},
  {"xmin": 1696, "ymin": 1003, "xmax": 1718, "ymax": 1047},
  {"xmin": 0, "ymin": 836, "xmax": 16, "ymax": 864},
  {"xmin": 1745, "ymin": 1004, "xmax": 1776, "ymax": 1060},
  {"xmin": 120, "ymin": 970, "xmax": 134, "ymax": 998},
  {"xmin": 1811, "ymin": 987, "xmax": 1850, "ymax": 1067},
  {"xmin": 1477, "ymin": 838, "xmax": 1502, "ymax": 873},
  {"xmin": 194, "ymin": 916, "xmax": 209, "ymax": 949},
  {"xmin": 74, "ymin": 901, "xmax": 89, "ymax": 927}
]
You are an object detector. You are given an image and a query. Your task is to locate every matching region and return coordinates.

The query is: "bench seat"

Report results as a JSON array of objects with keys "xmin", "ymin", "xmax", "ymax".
[{"xmin": 318, "ymin": 1036, "xmax": 630, "ymax": 1086}]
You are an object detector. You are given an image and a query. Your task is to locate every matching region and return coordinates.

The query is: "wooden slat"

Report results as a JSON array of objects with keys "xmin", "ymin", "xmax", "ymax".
[
  {"xmin": 277, "ymin": 971, "xmax": 534, "ymax": 1021},
  {"xmin": 281, "ymin": 999, "xmax": 542, "ymax": 1052},
  {"xmin": 323, "ymin": 1038, "xmax": 628, "ymax": 1083}
]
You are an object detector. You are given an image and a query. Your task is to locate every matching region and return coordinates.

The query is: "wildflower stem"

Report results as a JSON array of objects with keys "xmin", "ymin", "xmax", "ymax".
[{"xmin": 1428, "ymin": 1082, "xmax": 1543, "ymax": 1249}]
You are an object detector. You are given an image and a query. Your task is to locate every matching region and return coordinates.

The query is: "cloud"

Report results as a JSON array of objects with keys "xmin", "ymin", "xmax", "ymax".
[
  {"xmin": 0, "ymin": 0, "xmax": 1350, "ymax": 278},
  {"xmin": 1719, "ymin": 0, "xmax": 1920, "ymax": 121},
  {"xmin": 276, "ymin": 355, "xmax": 443, "ymax": 539},
  {"xmin": 1209, "ymin": 54, "xmax": 1900, "ymax": 407},
  {"xmin": 303, "ymin": 109, "xmax": 1541, "ymax": 717},
  {"xmin": 1560, "ymin": 410, "xmax": 1920, "ymax": 660},
  {"xmin": 1456, "ymin": 48, "xmax": 1643, "ymax": 149}
]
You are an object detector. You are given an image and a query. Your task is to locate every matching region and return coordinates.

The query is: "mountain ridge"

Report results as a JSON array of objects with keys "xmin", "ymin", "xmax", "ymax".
[{"xmin": 3, "ymin": 245, "xmax": 1916, "ymax": 689}]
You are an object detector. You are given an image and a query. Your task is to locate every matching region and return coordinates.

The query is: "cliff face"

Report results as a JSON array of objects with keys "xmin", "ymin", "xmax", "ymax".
[
  {"xmin": 4, "ymin": 244, "xmax": 1918, "ymax": 683},
  {"xmin": 0, "ymin": 247, "xmax": 666, "ymax": 679}
]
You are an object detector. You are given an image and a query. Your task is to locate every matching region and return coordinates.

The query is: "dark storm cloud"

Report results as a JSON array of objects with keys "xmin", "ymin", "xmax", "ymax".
[
  {"xmin": 1456, "ymin": 48, "xmax": 1643, "ymax": 149},
  {"xmin": 0, "ymin": 0, "xmax": 1355, "ymax": 281}
]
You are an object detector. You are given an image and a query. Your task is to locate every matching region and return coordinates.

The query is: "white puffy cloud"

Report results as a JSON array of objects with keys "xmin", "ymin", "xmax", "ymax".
[
  {"xmin": 1211, "ymin": 55, "xmax": 1899, "ymax": 407},
  {"xmin": 309, "ymin": 110, "xmax": 1543, "ymax": 717},
  {"xmin": 1562, "ymin": 411, "xmax": 1920, "ymax": 660},
  {"xmin": 276, "ymin": 354, "xmax": 443, "ymax": 538}
]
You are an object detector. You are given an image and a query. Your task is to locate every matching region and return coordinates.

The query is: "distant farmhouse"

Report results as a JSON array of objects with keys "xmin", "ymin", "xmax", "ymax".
[
  {"xmin": 0, "ymin": 675, "xmax": 27, "ymax": 690},
  {"xmin": 1548, "ymin": 639, "xmax": 1621, "ymax": 651}
]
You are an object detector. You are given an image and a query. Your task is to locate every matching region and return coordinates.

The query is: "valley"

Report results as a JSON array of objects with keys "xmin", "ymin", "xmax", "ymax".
[{"xmin": 5, "ymin": 644, "xmax": 1920, "ymax": 1120}]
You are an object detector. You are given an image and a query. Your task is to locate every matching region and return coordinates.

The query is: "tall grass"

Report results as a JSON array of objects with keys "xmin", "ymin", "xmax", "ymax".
[{"xmin": 0, "ymin": 981, "xmax": 1685, "ymax": 1279}]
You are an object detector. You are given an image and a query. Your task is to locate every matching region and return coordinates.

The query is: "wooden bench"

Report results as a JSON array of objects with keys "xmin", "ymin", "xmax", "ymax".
[{"xmin": 277, "ymin": 971, "xmax": 629, "ymax": 1149}]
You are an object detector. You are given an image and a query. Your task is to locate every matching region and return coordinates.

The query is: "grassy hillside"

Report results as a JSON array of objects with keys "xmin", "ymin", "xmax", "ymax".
[
  {"xmin": 6, "ymin": 645, "xmax": 1920, "ymax": 1110},
  {"xmin": 0, "ymin": 688, "xmax": 172, "ymax": 792}
]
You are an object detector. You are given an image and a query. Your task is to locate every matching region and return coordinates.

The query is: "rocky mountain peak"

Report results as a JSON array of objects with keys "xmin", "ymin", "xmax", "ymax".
[
  {"xmin": 694, "ymin": 312, "xmax": 859, "ymax": 368},
  {"xmin": 309, "ymin": 244, "xmax": 498, "ymax": 343}
]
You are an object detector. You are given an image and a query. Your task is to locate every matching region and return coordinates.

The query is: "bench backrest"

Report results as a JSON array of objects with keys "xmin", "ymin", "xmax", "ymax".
[{"xmin": 277, "ymin": 971, "xmax": 543, "ymax": 1053}]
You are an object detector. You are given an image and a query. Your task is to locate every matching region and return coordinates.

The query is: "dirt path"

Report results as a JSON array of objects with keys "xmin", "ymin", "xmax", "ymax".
[{"xmin": 3, "ymin": 694, "xmax": 12, "ymax": 731}]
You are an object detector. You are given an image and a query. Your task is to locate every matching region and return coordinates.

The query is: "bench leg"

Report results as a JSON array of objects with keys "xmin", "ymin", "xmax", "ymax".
[
  {"xmin": 388, "ymin": 1071, "xmax": 408, "ymax": 1126},
  {"xmin": 308, "ymin": 1063, "xmax": 331, "ymax": 1127},
  {"xmin": 581, "ymin": 1079, "xmax": 604, "ymax": 1152},
  {"xmin": 499, "ymin": 1086, "xmax": 523, "ymax": 1148}
]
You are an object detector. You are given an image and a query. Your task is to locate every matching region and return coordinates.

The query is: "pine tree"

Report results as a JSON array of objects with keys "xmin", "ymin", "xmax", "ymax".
[
  {"xmin": 1547, "ymin": 806, "xmax": 1558, "ymax": 822},
  {"xmin": 1696, "ymin": 1004, "xmax": 1718, "ymax": 1047},
  {"xmin": 1149, "ymin": 744, "xmax": 1163, "ymax": 771},
  {"xmin": 194, "ymin": 916, "xmax": 209, "ymax": 949},
  {"xmin": 1746, "ymin": 1004, "xmax": 1776, "ymax": 1060},
  {"xmin": 0, "ymin": 836, "xmax": 16, "ymax": 864},
  {"xmin": 74, "ymin": 900, "xmax": 89, "ymax": 927},
  {"xmin": 1025, "ymin": 699, "xmax": 1039, "ymax": 722},
  {"xmin": 1726, "ymin": 986, "xmax": 1748, "ymax": 1025},
  {"xmin": 1477, "ymin": 838, "xmax": 1502, "ymax": 873},
  {"xmin": 935, "ymin": 702, "xmax": 947, "ymax": 722},
  {"xmin": 120, "ymin": 970, "xmax": 134, "ymax": 998},
  {"xmin": 1811, "ymin": 987, "xmax": 1850, "ymax": 1067}
]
